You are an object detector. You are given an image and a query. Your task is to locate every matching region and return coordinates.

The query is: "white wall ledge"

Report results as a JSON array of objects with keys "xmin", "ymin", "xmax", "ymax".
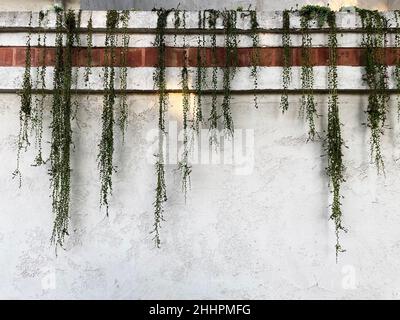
[{"xmin": 0, "ymin": 10, "xmax": 399, "ymax": 31}]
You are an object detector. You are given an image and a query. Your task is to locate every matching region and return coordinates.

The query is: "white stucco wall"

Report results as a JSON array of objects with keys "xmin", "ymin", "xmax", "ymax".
[
  {"xmin": 0, "ymin": 0, "xmax": 396, "ymax": 11},
  {"xmin": 1, "ymin": 10, "xmax": 400, "ymax": 299},
  {"xmin": 0, "ymin": 0, "xmax": 80, "ymax": 11},
  {"xmin": 2, "ymin": 92, "xmax": 400, "ymax": 299}
]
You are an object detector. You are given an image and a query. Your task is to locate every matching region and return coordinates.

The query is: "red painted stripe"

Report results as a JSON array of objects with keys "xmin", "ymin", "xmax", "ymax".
[{"xmin": 0, "ymin": 46, "xmax": 399, "ymax": 67}]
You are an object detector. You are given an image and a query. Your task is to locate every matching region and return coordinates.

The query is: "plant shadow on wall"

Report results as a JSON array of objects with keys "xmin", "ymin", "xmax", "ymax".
[{"xmin": 12, "ymin": 5, "xmax": 400, "ymax": 260}]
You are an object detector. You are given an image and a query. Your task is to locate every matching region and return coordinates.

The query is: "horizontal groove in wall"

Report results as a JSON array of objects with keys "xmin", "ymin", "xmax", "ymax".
[{"xmin": 1, "ymin": 46, "xmax": 399, "ymax": 67}]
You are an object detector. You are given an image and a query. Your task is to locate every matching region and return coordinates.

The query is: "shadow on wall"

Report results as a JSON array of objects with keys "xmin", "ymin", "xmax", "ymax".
[{"xmin": 80, "ymin": 0, "xmax": 396, "ymax": 11}]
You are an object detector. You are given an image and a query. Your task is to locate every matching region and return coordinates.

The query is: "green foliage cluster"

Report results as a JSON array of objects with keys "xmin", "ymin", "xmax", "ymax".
[
  {"xmin": 221, "ymin": 10, "xmax": 238, "ymax": 136},
  {"xmin": 84, "ymin": 13, "xmax": 93, "ymax": 86},
  {"xmin": 194, "ymin": 11, "xmax": 206, "ymax": 132},
  {"xmin": 206, "ymin": 9, "xmax": 220, "ymax": 143},
  {"xmin": 32, "ymin": 10, "xmax": 48, "ymax": 167},
  {"xmin": 13, "ymin": 12, "xmax": 33, "ymax": 186},
  {"xmin": 394, "ymin": 10, "xmax": 400, "ymax": 117},
  {"xmin": 178, "ymin": 11, "xmax": 192, "ymax": 201},
  {"xmin": 249, "ymin": 10, "xmax": 259, "ymax": 108},
  {"xmin": 357, "ymin": 8, "xmax": 389, "ymax": 173},
  {"xmin": 299, "ymin": 5, "xmax": 332, "ymax": 140},
  {"xmin": 119, "ymin": 10, "xmax": 130, "ymax": 139},
  {"xmin": 280, "ymin": 9, "xmax": 292, "ymax": 113},
  {"xmin": 326, "ymin": 11, "xmax": 346, "ymax": 259},
  {"xmin": 50, "ymin": 9, "xmax": 77, "ymax": 248},
  {"xmin": 98, "ymin": 10, "xmax": 119, "ymax": 215},
  {"xmin": 152, "ymin": 8, "xmax": 173, "ymax": 247}
]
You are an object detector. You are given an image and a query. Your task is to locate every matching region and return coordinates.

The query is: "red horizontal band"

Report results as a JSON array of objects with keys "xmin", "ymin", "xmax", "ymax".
[{"xmin": 0, "ymin": 46, "xmax": 399, "ymax": 67}]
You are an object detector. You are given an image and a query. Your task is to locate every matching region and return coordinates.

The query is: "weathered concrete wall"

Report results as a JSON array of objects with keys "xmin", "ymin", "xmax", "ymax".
[
  {"xmin": 0, "ymin": 0, "xmax": 80, "ymax": 11},
  {"xmin": 1, "ymin": 10, "xmax": 400, "ymax": 299},
  {"xmin": 81, "ymin": 0, "xmax": 392, "ymax": 11},
  {"xmin": 2, "ymin": 93, "xmax": 400, "ymax": 299},
  {"xmin": 0, "ymin": 0, "xmax": 396, "ymax": 11}
]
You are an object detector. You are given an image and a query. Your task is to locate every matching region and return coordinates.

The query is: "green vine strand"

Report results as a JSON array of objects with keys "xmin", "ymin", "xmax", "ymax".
[
  {"xmin": 13, "ymin": 12, "xmax": 33, "ymax": 186},
  {"xmin": 221, "ymin": 10, "xmax": 239, "ymax": 136},
  {"xmin": 84, "ymin": 13, "xmax": 93, "ymax": 86},
  {"xmin": 280, "ymin": 9, "xmax": 292, "ymax": 113},
  {"xmin": 178, "ymin": 12, "xmax": 192, "ymax": 200},
  {"xmin": 50, "ymin": 9, "xmax": 77, "ymax": 248},
  {"xmin": 119, "ymin": 10, "xmax": 130, "ymax": 139},
  {"xmin": 394, "ymin": 10, "xmax": 400, "ymax": 118},
  {"xmin": 194, "ymin": 10, "xmax": 206, "ymax": 132},
  {"xmin": 326, "ymin": 11, "xmax": 346, "ymax": 260},
  {"xmin": 357, "ymin": 8, "xmax": 389, "ymax": 173},
  {"xmin": 299, "ymin": 5, "xmax": 331, "ymax": 140},
  {"xmin": 152, "ymin": 8, "xmax": 173, "ymax": 248},
  {"xmin": 32, "ymin": 10, "xmax": 48, "ymax": 167},
  {"xmin": 249, "ymin": 10, "xmax": 259, "ymax": 108},
  {"xmin": 207, "ymin": 9, "xmax": 220, "ymax": 144},
  {"xmin": 173, "ymin": 7, "xmax": 181, "ymax": 45},
  {"xmin": 98, "ymin": 10, "xmax": 119, "ymax": 215}
]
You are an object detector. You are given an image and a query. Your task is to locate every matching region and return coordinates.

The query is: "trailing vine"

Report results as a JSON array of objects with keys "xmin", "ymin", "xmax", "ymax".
[
  {"xmin": 280, "ymin": 9, "xmax": 292, "ymax": 113},
  {"xmin": 119, "ymin": 10, "xmax": 130, "ymax": 139},
  {"xmin": 299, "ymin": 5, "xmax": 331, "ymax": 140},
  {"xmin": 152, "ymin": 8, "xmax": 172, "ymax": 247},
  {"xmin": 173, "ymin": 7, "xmax": 181, "ymax": 46},
  {"xmin": 207, "ymin": 9, "xmax": 220, "ymax": 143},
  {"xmin": 221, "ymin": 10, "xmax": 239, "ymax": 136},
  {"xmin": 194, "ymin": 11, "xmax": 207, "ymax": 132},
  {"xmin": 249, "ymin": 10, "xmax": 259, "ymax": 108},
  {"xmin": 13, "ymin": 12, "xmax": 33, "ymax": 186},
  {"xmin": 357, "ymin": 8, "xmax": 389, "ymax": 173},
  {"xmin": 98, "ymin": 10, "xmax": 119, "ymax": 215},
  {"xmin": 178, "ymin": 12, "xmax": 191, "ymax": 200},
  {"xmin": 84, "ymin": 13, "xmax": 93, "ymax": 86},
  {"xmin": 32, "ymin": 10, "xmax": 48, "ymax": 166},
  {"xmin": 326, "ymin": 11, "xmax": 346, "ymax": 259},
  {"xmin": 50, "ymin": 9, "xmax": 77, "ymax": 248},
  {"xmin": 395, "ymin": 11, "xmax": 400, "ymax": 117}
]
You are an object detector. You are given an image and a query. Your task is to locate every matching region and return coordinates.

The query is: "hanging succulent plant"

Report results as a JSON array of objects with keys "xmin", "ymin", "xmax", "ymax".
[
  {"xmin": 98, "ymin": 10, "xmax": 119, "ymax": 215},
  {"xmin": 357, "ymin": 8, "xmax": 389, "ymax": 173},
  {"xmin": 84, "ymin": 13, "xmax": 93, "ymax": 87},
  {"xmin": 178, "ymin": 11, "xmax": 192, "ymax": 200},
  {"xmin": 249, "ymin": 10, "xmax": 259, "ymax": 108},
  {"xmin": 221, "ymin": 9, "xmax": 239, "ymax": 136},
  {"xmin": 119, "ymin": 10, "xmax": 130, "ymax": 139},
  {"xmin": 280, "ymin": 9, "xmax": 292, "ymax": 113},
  {"xmin": 50, "ymin": 9, "xmax": 77, "ymax": 248},
  {"xmin": 326, "ymin": 11, "xmax": 347, "ymax": 259},
  {"xmin": 394, "ymin": 10, "xmax": 400, "ymax": 118},
  {"xmin": 13, "ymin": 12, "xmax": 33, "ymax": 186},
  {"xmin": 152, "ymin": 8, "xmax": 173, "ymax": 247},
  {"xmin": 299, "ymin": 5, "xmax": 331, "ymax": 140},
  {"xmin": 32, "ymin": 10, "xmax": 48, "ymax": 167},
  {"xmin": 206, "ymin": 9, "xmax": 220, "ymax": 144},
  {"xmin": 173, "ymin": 7, "xmax": 181, "ymax": 46},
  {"xmin": 194, "ymin": 10, "xmax": 207, "ymax": 132}
]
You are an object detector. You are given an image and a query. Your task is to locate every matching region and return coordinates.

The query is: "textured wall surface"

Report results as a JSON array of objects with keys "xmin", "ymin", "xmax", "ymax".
[
  {"xmin": 2, "ymin": 8, "xmax": 400, "ymax": 300},
  {"xmin": 0, "ymin": 0, "xmax": 80, "ymax": 11},
  {"xmin": 1, "ymin": 92, "xmax": 400, "ymax": 299},
  {"xmin": 0, "ymin": 0, "xmax": 394, "ymax": 11}
]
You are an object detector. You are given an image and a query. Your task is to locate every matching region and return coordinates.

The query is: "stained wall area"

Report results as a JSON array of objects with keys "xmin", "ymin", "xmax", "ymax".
[{"xmin": 1, "ymin": 10, "xmax": 400, "ymax": 299}]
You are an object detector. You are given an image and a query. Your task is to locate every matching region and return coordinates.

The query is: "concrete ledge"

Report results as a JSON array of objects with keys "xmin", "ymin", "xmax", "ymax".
[
  {"xmin": 0, "ymin": 10, "xmax": 399, "ymax": 31},
  {"xmin": 0, "ymin": 66, "xmax": 396, "ymax": 91}
]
